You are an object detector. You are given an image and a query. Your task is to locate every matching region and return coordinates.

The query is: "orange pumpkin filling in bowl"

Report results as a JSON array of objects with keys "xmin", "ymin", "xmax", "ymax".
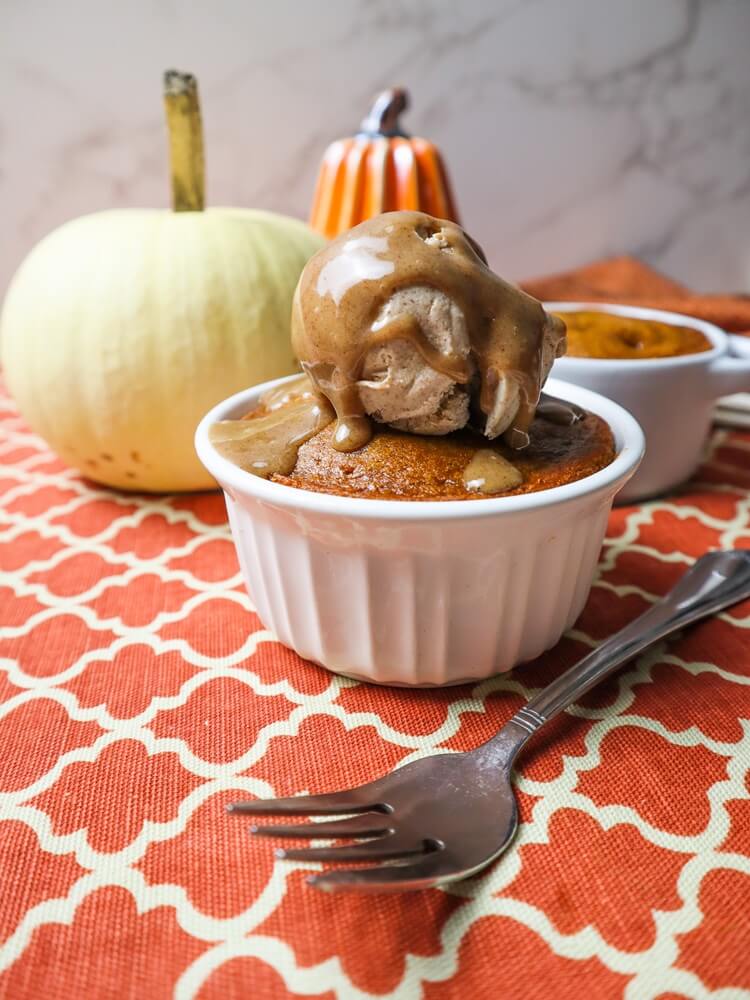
[{"xmin": 557, "ymin": 310, "xmax": 713, "ymax": 360}]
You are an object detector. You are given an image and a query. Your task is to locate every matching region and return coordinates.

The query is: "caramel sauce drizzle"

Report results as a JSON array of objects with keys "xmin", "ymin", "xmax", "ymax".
[
  {"xmin": 209, "ymin": 376, "xmax": 334, "ymax": 478},
  {"xmin": 292, "ymin": 211, "xmax": 566, "ymax": 452},
  {"xmin": 536, "ymin": 393, "xmax": 585, "ymax": 426},
  {"xmin": 462, "ymin": 449, "xmax": 523, "ymax": 494}
]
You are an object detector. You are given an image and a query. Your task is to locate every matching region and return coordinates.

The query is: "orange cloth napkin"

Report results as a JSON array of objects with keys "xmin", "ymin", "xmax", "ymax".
[{"xmin": 522, "ymin": 255, "xmax": 750, "ymax": 335}]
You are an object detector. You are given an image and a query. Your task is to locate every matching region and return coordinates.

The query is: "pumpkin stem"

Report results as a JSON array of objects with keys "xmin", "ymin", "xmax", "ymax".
[
  {"xmin": 359, "ymin": 88, "xmax": 410, "ymax": 138},
  {"xmin": 163, "ymin": 70, "xmax": 205, "ymax": 212}
]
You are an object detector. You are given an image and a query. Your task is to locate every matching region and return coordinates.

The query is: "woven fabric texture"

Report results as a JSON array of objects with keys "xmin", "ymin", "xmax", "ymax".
[{"xmin": 1, "ymin": 259, "xmax": 749, "ymax": 999}]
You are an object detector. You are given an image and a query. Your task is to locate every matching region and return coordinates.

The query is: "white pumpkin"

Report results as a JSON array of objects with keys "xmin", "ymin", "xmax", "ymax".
[{"xmin": 0, "ymin": 72, "xmax": 324, "ymax": 492}]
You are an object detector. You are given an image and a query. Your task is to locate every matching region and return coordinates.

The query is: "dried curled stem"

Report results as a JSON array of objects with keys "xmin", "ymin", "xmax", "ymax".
[
  {"xmin": 163, "ymin": 70, "xmax": 205, "ymax": 212},
  {"xmin": 359, "ymin": 88, "xmax": 410, "ymax": 138}
]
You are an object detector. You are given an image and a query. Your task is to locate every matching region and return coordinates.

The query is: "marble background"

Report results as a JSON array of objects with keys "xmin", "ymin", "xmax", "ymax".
[{"xmin": 2, "ymin": 0, "xmax": 749, "ymax": 300}]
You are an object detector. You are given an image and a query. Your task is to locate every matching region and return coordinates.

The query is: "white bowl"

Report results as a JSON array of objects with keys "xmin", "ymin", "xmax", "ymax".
[
  {"xmin": 195, "ymin": 376, "xmax": 644, "ymax": 686},
  {"xmin": 550, "ymin": 302, "xmax": 750, "ymax": 503}
]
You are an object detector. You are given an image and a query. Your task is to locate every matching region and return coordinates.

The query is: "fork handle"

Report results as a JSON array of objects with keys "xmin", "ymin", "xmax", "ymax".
[{"xmin": 509, "ymin": 550, "xmax": 750, "ymax": 737}]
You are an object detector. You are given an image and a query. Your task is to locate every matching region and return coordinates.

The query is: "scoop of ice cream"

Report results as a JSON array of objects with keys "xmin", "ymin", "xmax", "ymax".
[
  {"xmin": 359, "ymin": 285, "xmax": 566, "ymax": 441},
  {"xmin": 291, "ymin": 210, "xmax": 566, "ymax": 452},
  {"xmin": 358, "ymin": 286, "xmax": 471, "ymax": 435}
]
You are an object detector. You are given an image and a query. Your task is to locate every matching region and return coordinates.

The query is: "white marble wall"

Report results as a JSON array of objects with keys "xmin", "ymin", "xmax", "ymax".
[{"xmin": 2, "ymin": 0, "xmax": 749, "ymax": 299}]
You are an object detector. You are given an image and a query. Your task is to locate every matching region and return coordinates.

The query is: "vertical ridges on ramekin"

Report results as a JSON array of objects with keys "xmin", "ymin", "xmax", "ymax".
[
  {"xmin": 248, "ymin": 514, "xmax": 295, "ymax": 649},
  {"xmin": 226, "ymin": 496, "xmax": 273, "ymax": 635},
  {"xmin": 566, "ymin": 504, "xmax": 611, "ymax": 631},
  {"xmin": 502, "ymin": 538, "xmax": 542, "ymax": 671},
  {"xmin": 223, "ymin": 492, "xmax": 621, "ymax": 686}
]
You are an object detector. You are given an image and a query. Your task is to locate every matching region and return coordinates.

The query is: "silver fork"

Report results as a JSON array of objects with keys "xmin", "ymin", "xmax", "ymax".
[{"xmin": 228, "ymin": 550, "xmax": 750, "ymax": 892}]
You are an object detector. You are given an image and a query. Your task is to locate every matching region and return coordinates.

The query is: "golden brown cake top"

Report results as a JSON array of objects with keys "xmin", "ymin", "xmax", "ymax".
[
  {"xmin": 210, "ymin": 374, "xmax": 615, "ymax": 501},
  {"xmin": 272, "ymin": 406, "xmax": 615, "ymax": 501}
]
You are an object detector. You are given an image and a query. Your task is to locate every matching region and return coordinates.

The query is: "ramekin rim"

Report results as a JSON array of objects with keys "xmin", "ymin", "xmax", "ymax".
[
  {"xmin": 195, "ymin": 376, "xmax": 645, "ymax": 521},
  {"xmin": 547, "ymin": 301, "xmax": 726, "ymax": 369}
]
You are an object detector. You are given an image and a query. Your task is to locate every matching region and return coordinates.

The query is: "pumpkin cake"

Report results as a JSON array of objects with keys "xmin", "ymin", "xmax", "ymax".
[
  {"xmin": 210, "ymin": 211, "xmax": 616, "ymax": 500},
  {"xmin": 210, "ymin": 376, "xmax": 614, "ymax": 500},
  {"xmin": 271, "ymin": 402, "xmax": 614, "ymax": 501}
]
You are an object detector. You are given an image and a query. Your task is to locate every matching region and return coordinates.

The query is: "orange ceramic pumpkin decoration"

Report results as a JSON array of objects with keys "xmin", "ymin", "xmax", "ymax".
[{"xmin": 309, "ymin": 88, "xmax": 460, "ymax": 238}]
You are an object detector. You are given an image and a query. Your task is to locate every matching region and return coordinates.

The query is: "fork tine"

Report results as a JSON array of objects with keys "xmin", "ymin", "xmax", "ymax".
[
  {"xmin": 277, "ymin": 836, "xmax": 422, "ymax": 864},
  {"xmin": 309, "ymin": 853, "xmax": 449, "ymax": 893},
  {"xmin": 226, "ymin": 789, "xmax": 382, "ymax": 817},
  {"xmin": 250, "ymin": 814, "xmax": 393, "ymax": 840}
]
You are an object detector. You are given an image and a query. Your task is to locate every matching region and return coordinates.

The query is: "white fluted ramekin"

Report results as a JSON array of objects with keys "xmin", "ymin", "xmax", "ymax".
[{"xmin": 195, "ymin": 377, "xmax": 644, "ymax": 685}]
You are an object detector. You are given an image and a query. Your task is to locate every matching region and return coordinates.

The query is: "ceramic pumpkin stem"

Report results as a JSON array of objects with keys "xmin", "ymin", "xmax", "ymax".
[
  {"xmin": 359, "ymin": 88, "xmax": 410, "ymax": 138},
  {"xmin": 163, "ymin": 70, "xmax": 205, "ymax": 212}
]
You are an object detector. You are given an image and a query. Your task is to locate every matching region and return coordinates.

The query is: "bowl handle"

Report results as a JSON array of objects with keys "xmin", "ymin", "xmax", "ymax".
[{"xmin": 709, "ymin": 337, "xmax": 750, "ymax": 396}]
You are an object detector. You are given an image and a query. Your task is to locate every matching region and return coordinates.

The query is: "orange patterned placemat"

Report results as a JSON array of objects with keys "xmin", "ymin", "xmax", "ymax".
[{"xmin": 1, "ymin": 377, "xmax": 749, "ymax": 999}]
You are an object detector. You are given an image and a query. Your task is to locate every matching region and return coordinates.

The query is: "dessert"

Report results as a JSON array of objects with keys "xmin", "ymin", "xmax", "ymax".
[
  {"xmin": 292, "ymin": 211, "xmax": 566, "ymax": 450},
  {"xmin": 559, "ymin": 310, "xmax": 713, "ymax": 359},
  {"xmin": 210, "ymin": 212, "xmax": 615, "ymax": 500},
  {"xmin": 197, "ymin": 370, "xmax": 643, "ymax": 682}
]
